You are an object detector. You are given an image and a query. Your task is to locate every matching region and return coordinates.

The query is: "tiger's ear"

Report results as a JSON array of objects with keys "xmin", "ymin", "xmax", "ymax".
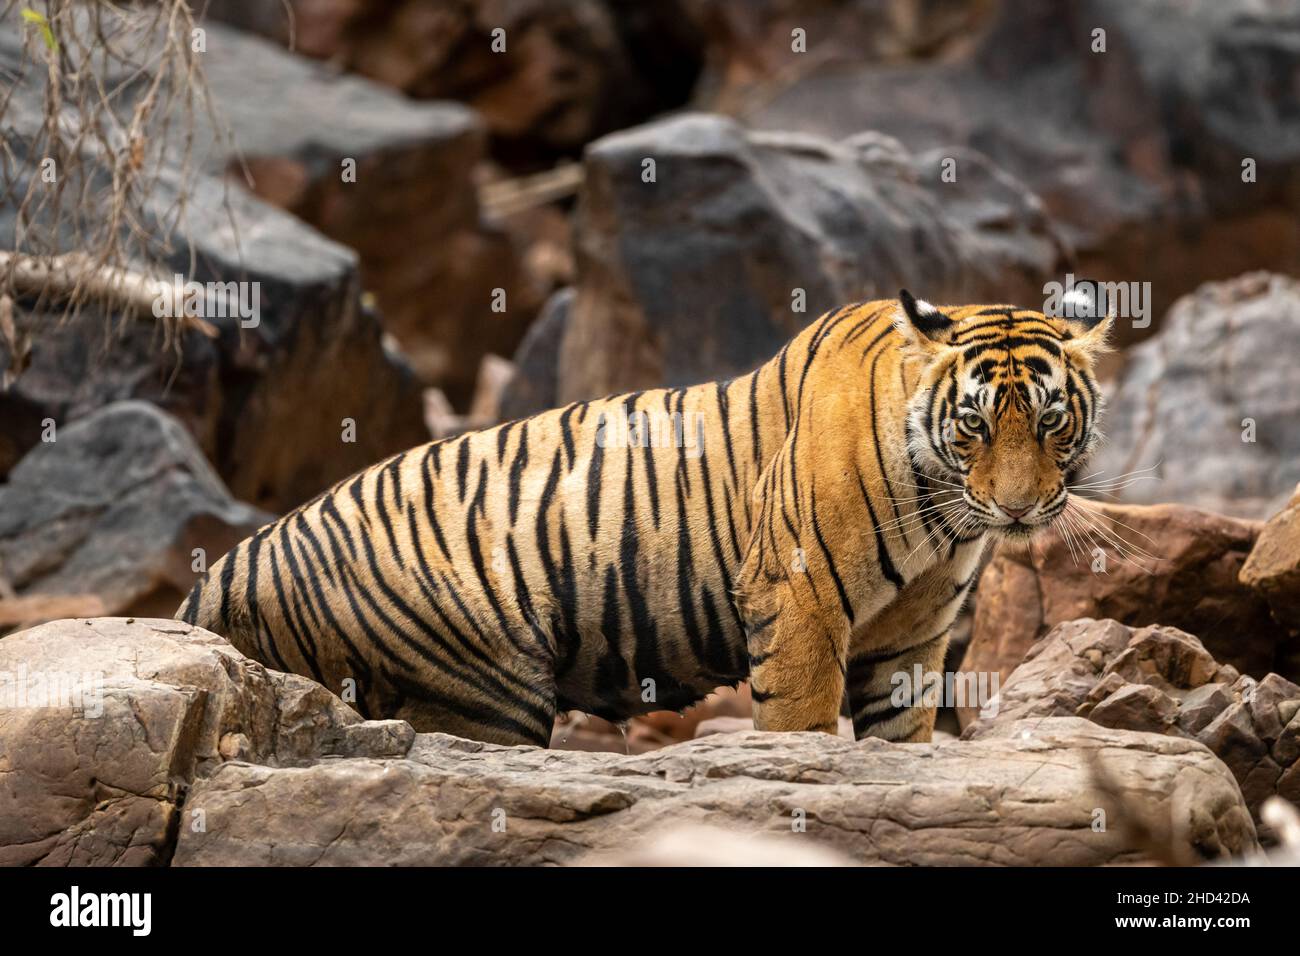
[
  {"xmin": 1046, "ymin": 280, "xmax": 1114, "ymax": 363},
  {"xmin": 894, "ymin": 289, "xmax": 954, "ymax": 357}
]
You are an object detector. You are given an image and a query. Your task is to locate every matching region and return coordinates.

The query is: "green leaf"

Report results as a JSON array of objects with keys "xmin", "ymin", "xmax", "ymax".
[{"xmin": 20, "ymin": 8, "xmax": 59, "ymax": 52}]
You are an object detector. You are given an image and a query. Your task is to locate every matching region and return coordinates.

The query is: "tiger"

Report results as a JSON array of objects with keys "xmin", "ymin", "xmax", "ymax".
[{"xmin": 177, "ymin": 288, "xmax": 1112, "ymax": 747}]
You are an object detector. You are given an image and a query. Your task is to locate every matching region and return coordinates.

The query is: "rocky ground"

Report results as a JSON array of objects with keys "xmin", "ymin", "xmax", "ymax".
[
  {"xmin": 0, "ymin": 616, "xmax": 1266, "ymax": 866},
  {"xmin": 2, "ymin": 1, "xmax": 1300, "ymax": 866}
]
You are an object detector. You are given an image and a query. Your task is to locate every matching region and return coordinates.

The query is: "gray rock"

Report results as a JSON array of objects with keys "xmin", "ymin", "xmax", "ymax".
[
  {"xmin": 186, "ymin": 21, "xmax": 545, "ymax": 403},
  {"xmin": 558, "ymin": 114, "xmax": 1065, "ymax": 401},
  {"xmin": 1090, "ymin": 273, "xmax": 1300, "ymax": 520},
  {"xmin": 0, "ymin": 26, "xmax": 430, "ymax": 511},
  {"xmin": 0, "ymin": 403, "xmax": 271, "ymax": 628},
  {"xmin": 729, "ymin": 0, "xmax": 1300, "ymax": 332}
]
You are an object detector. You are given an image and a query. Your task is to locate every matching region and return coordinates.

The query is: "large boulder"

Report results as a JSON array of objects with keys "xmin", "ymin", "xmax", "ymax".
[
  {"xmin": 0, "ymin": 28, "xmax": 430, "ymax": 511},
  {"xmin": 0, "ymin": 617, "xmax": 373, "ymax": 865},
  {"xmin": 0, "ymin": 403, "xmax": 271, "ymax": 630},
  {"xmin": 724, "ymin": 0, "xmax": 1300, "ymax": 334},
  {"xmin": 187, "ymin": 21, "xmax": 548, "ymax": 402},
  {"xmin": 958, "ymin": 501, "xmax": 1299, "ymax": 727},
  {"xmin": 1091, "ymin": 273, "xmax": 1300, "ymax": 520},
  {"xmin": 966, "ymin": 618, "xmax": 1300, "ymax": 834},
  {"xmin": 0, "ymin": 617, "xmax": 1259, "ymax": 866},
  {"xmin": 558, "ymin": 115, "xmax": 1066, "ymax": 401}
]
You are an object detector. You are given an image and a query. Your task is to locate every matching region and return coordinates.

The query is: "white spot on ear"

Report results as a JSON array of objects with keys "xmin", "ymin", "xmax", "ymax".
[{"xmin": 912, "ymin": 298, "xmax": 940, "ymax": 316}]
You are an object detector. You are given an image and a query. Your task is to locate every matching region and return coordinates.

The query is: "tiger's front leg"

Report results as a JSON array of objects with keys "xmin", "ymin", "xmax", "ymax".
[
  {"xmin": 844, "ymin": 561, "xmax": 976, "ymax": 742},
  {"xmin": 742, "ymin": 586, "xmax": 849, "ymax": 735}
]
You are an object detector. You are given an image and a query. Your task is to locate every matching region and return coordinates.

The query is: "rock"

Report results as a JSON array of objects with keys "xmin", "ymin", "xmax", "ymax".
[
  {"xmin": 684, "ymin": 0, "xmax": 991, "ymax": 111},
  {"xmin": 1, "ymin": 617, "xmax": 1261, "ymax": 865},
  {"xmin": 695, "ymin": 714, "xmax": 855, "ymax": 741},
  {"xmin": 423, "ymin": 355, "xmax": 518, "ymax": 440},
  {"xmin": 1178, "ymin": 683, "xmax": 1235, "ymax": 737},
  {"xmin": 174, "ymin": 717, "xmax": 1253, "ymax": 866},
  {"xmin": 1086, "ymin": 683, "xmax": 1179, "ymax": 735},
  {"xmin": 0, "ymin": 617, "xmax": 363, "ymax": 865},
  {"xmin": 0, "ymin": 30, "xmax": 430, "ymax": 511},
  {"xmin": 1241, "ymin": 484, "xmax": 1300, "ymax": 643},
  {"xmin": 498, "ymin": 287, "xmax": 574, "ymax": 419},
  {"xmin": 957, "ymin": 501, "xmax": 1297, "ymax": 725},
  {"xmin": 0, "ymin": 403, "xmax": 271, "ymax": 630},
  {"xmin": 202, "ymin": 0, "xmax": 705, "ymax": 167},
  {"xmin": 1091, "ymin": 273, "xmax": 1300, "ymax": 519},
  {"xmin": 558, "ymin": 114, "xmax": 1065, "ymax": 401},
  {"xmin": 186, "ymin": 22, "xmax": 546, "ymax": 403},
  {"xmin": 967, "ymin": 618, "xmax": 1300, "ymax": 832},
  {"xmin": 727, "ymin": 0, "xmax": 1300, "ymax": 333}
]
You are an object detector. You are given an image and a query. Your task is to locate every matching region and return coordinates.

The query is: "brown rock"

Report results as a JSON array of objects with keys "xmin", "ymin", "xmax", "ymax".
[
  {"xmin": 958, "ymin": 501, "xmax": 1296, "ymax": 726},
  {"xmin": 0, "ymin": 617, "xmax": 365, "ymax": 865},
  {"xmin": 1087, "ymin": 684, "xmax": 1179, "ymax": 735},
  {"xmin": 967, "ymin": 617, "xmax": 1299, "ymax": 832},
  {"xmin": 1177, "ymin": 683, "xmax": 1235, "ymax": 737},
  {"xmin": 203, "ymin": 0, "xmax": 705, "ymax": 166},
  {"xmin": 1241, "ymin": 484, "xmax": 1300, "ymax": 642}
]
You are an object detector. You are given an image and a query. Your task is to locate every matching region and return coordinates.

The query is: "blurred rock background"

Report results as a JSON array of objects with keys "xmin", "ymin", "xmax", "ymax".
[{"xmin": 2, "ymin": 0, "xmax": 1299, "ymax": 769}]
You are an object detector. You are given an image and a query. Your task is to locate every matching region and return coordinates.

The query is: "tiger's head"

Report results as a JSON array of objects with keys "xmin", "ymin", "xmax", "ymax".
[{"xmin": 896, "ymin": 287, "xmax": 1112, "ymax": 539}]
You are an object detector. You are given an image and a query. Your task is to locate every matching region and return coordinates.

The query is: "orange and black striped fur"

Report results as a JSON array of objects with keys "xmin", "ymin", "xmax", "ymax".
[{"xmin": 178, "ymin": 291, "xmax": 1112, "ymax": 746}]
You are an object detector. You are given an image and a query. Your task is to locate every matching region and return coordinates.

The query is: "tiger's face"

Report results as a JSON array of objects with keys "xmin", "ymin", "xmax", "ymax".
[{"xmin": 896, "ymin": 289, "xmax": 1111, "ymax": 539}]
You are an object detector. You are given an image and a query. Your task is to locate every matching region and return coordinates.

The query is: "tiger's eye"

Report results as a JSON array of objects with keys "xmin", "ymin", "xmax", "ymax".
[
  {"xmin": 960, "ymin": 413, "xmax": 983, "ymax": 432},
  {"xmin": 1040, "ymin": 410, "xmax": 1063, "ymax": 428}
]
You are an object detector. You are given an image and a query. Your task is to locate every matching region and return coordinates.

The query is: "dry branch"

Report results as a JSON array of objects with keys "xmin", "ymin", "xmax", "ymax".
[{"xmin": 0, "ymin": 251, "xmax": 217, "ymax": 337}]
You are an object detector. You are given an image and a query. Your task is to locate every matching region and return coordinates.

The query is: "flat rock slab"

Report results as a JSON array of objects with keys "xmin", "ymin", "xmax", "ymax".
[
  {"xmin": 1, "ymin": 618, "xmax": 1257, "ymax": 866},
  {"xmin": 174, "ymin": 719, "xmax": 1255, "ymax": 866}
]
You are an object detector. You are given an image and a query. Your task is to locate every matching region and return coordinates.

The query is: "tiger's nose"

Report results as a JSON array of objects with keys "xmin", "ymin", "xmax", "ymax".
[{"xmin": 997, "ymin": 501, "xmax": 1032, "ymax": 520}]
